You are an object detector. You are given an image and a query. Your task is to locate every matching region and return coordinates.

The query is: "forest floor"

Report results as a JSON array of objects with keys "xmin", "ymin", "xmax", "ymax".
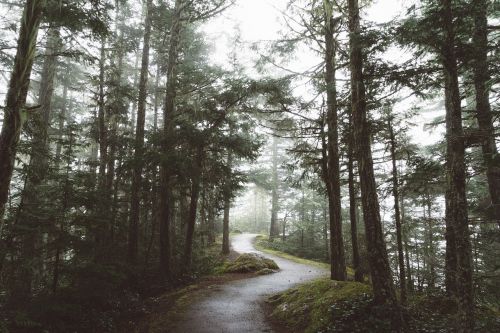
[{"xmin": 128, "ymin": 233, "xmax": 327, "ymax": 332}]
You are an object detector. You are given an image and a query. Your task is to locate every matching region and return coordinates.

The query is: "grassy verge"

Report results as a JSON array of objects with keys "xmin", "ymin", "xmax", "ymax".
[
  {"xmin": 266, "ymin": 278, "xmax": 500, "ymax": 333},
  {"xmin": 255, "ymin": 235, "xmax": 357, "ymax": 278},
  {"xmin": 254, "ymin": 235, "xmax": 330, "ymax": 270}
]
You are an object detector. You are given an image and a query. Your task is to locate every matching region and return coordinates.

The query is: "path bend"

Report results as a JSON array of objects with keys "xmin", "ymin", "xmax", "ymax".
[{"xmin": 171, "ymin": 233, "xmax": 327, "ymax": 333}]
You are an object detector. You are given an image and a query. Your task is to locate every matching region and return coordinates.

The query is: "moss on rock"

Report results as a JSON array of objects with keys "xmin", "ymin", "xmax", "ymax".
[
  {"xmin": 223, "ymin": 253, "xmax": 279, "ymax": 274},
  {"xmin": 256, "ymin": 268, "xmax": 278, "ymax": 275},
  {"xmin": 268, "ymin": 279, "xmax": 500, "ymax": 333},
  {"xmin": 268, "ymin": 278, "xmax": 371, "ymax": 333}
]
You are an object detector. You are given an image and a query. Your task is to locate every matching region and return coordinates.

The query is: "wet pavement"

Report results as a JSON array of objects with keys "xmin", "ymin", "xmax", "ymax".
[{"xmin": 170, "ymin": 233, "xmax": 327, "ymax": 333}]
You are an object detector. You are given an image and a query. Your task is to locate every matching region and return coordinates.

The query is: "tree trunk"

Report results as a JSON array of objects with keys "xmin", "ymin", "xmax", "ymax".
[
  {"xmin": 184, "ymin": 146, "xmax": 204, "ymax": 267},
  {"xmin": 324, "ymin": 3, "xmax": 347, "ymax": 281},
  {"xmin": 159, "ymin": 0, "xmax": 183, "ymax": 280},
  {"xmin": 472, "ymin": 0, "xmax": 500, "ymax": 227},
  {"xmin": 207, "ymin": 189, "xmax": 216, "ymax": 244},
  {"xmin": 222, "ymin": 150, "xmax": 233, "ymax": 255},
  {"xmin": 10, "ymin": 23, "xmax": 60, "ymax": 306},
  {"xmin": 348, "ymin": 113, "xmax": 362, "ymax": 282},
  {"xmin": 269, "ymin": 134, "xmax": 279, "ymax": 241},
  {"xmin": 128, "ymin": 0, "xmax": 153, "ymax": 264},
  {"xmin": 388, "ymin": 116, "xmax": 406, "ymax": 304},
  {"xmin": 441, "ymin": 0, "xmax": 474, "ymax": 330},
  {"xmin": 347, "ymin": 0, "xmax": 401, "ymax": 327},
  {"xmin": 426, "ymin": 201, "xmax": 436, "ymax": 289},
  {"xmin": 55, "ymin": 74, "xmax": 69, "ymax": 166},
  {"xmin": 96, "ymin": 39, "xmax": 109, "ymax": 253},
  {"xmin": 145, "ymin": 62, "xmax": 162, "ymax": 267},
  {"xmin": 53, "ymin": 127, "xmax": 73, "ymax": 293},
  {"xmin": 400, "ymin": 190, "xmax": 413, "ymax": 291},
  {"xmin": 0, "ymin": 0, "xmax": 45, "ymax": 226}
]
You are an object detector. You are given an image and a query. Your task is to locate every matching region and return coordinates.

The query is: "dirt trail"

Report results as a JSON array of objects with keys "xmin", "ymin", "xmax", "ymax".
[{"xmin": 170, "ymin": 233, "xmax": 327, "ymax": 333}]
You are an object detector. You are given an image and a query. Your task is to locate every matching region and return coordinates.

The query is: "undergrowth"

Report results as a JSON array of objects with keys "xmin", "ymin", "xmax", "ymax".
[{"xmin": 268, "ymin": 278, "xmax": 500, "ymax": 333}]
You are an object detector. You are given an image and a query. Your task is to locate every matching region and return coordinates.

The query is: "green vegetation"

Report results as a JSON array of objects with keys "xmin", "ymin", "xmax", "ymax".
[
  {"xmin": 268, "ymin": 279, "xmax": 372, "ymax": 333},
  {"xmin": 223, "ymin": 253, "xmax": 279, "ymax": 274},
  {"xmin": 268, "ymin": 278, "xmax": 500, "ymax": 333},
  {"xmin": 255, "ymin": 235, "xmax": 330, "ymax": 270},
  {"xmin": 7, "ymin": 240, "xmax": 229, "ymax": 332},
  {"xmin": 255, "ymin": 235, "xmax": 358, "ymax": 278},
  {"xmin": 0, "ymin": 0, "xmax": 499, "ymax": 331}
]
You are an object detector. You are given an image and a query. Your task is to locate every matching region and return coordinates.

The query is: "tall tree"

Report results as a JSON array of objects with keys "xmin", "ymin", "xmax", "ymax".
[
  {"xmin": 159, "ymin": 0, "xmax": 183, "ymax": 280},
  {"xmin": 347, "ymin": 113, "xmax": 362, "ymax": 282},
  {"xmin": 387, "ymin": 114, "xmax": 407, "ymax": 304},
  {"xmin": 0, "ymin": 0, "xmax": 45, "ymax": 224},
  {"xmin": 441, "ymin": 0, "xmax": 474, "ymax": 330},
  {"xmin": 128, "ymin": 0, "xmax": 153, "ymax": 264},
  {"xmin": 269, "ymin": 134, "xmax": 279, "ymax": 241},
  {"xmin": 10, "ymin": 25, "xmax": 61, "ymax": 305},
  {"xmin": 323, "ymin": 0, "xmax": 346, "ymax": 281},
  {"xmin": 347, "ymin": 0, "xmax": 402, "ymax": 327},
  {"xmin": 185, "ymin": 145, "xmax": 204, "ymax": 265},
  {"xmin": 471, "ymin": 0, "xmax": 500, "ymax": 227}
]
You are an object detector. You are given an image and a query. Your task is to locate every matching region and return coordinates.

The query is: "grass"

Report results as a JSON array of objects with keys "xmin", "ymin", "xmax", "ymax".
[{"xmin": 254, "ymin": 235, "xmax": 356, "ymax": 277}]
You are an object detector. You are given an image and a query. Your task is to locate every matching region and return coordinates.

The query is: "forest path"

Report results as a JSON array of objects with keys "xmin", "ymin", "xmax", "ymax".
[{"xmin": 170, "ymin": 233, "xmax": 327, "ymax": 333}]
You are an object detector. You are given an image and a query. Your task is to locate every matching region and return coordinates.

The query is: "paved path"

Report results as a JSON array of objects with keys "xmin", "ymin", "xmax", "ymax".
[{"xmin": 171, "ymin": 233, "xmax": 327, "ymax": 333}]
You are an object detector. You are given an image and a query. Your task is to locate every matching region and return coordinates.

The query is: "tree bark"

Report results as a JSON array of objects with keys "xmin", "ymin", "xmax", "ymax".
[
  {"xmin": 400, "ymin": 190, "xmax": 413, "ymax": 291},
  {"xmin": 159, "ymin": 0, "xmax": 183, "ymax": 280},
  {"xmin": 323, "ymin": 2, "xmax": 346, "ymax": 281},
  {"xmin": 348, "ymin": 114, "xmax": 362, "ymax": 282},
  {"xmin": 0, "ymin": 0, "xmax": 45, "ymax": 226},
  {"xmin": 9, "ymin": 18, "xmax": 61, "ymax": 306},
  {"xmin": 128, "ymin": 0, "xmax": 153, "ymax": 264},
  {"xmin": 96, "ymin": 39, "xmax": 109, "ymax": 253},
  {"xmin": 388, "ymin": 116, "xmax": 407, "ymax": 304},
  {"xmin": 184, "ymin": 146, "xmax": 204, "ymax": 267},
  {"xmin": 222, "ymin": 150, "xmax": 233, "ymax": 255},
  {"xmin": 441, "ymin": 0, "xmax": 474, "ymax": 330},
  {"xmin": 207, "ymin": 189, "xmax": 216, "ymax": 244},
  {"xmin": 269, "ymin": 134, "xmax": 279, "ymax": 241},
  {"xmin": 347, "ymin": 1, "xmax": 401, "ymax": 326},
  {"xmin": 472, "ymin": 0, "xmax": 500, "ymax": 227}
]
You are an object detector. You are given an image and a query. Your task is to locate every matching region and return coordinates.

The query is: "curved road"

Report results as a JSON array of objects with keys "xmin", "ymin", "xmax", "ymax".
[{"xmin": 171, "ymin": 233, "xmax": 327, "ymax": 333}]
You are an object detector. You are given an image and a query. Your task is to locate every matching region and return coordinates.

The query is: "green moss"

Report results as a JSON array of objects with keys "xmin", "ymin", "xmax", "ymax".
[
  {"xmin": 268, "ymin": 278, "xmax": 371, "ymax": 333},
  {"xmin": 223, "ymin": 253, "xmax": 279, "ymax": 273},
  {"xmin": 269, "ymin": 280, "xmax": 500, "ymax": 333},
  {"xmin": 256, "ymin": 268, "xmax": 278, "ymax": 275},
  {"xmin": 406, "ymin": 293, "xmax": 500, "ymax": 332}
]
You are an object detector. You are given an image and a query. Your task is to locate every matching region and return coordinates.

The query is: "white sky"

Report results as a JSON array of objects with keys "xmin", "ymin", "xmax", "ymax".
[{"xmin": 204, "ymin": 0, "xmax": 441, "ymax": 147}]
